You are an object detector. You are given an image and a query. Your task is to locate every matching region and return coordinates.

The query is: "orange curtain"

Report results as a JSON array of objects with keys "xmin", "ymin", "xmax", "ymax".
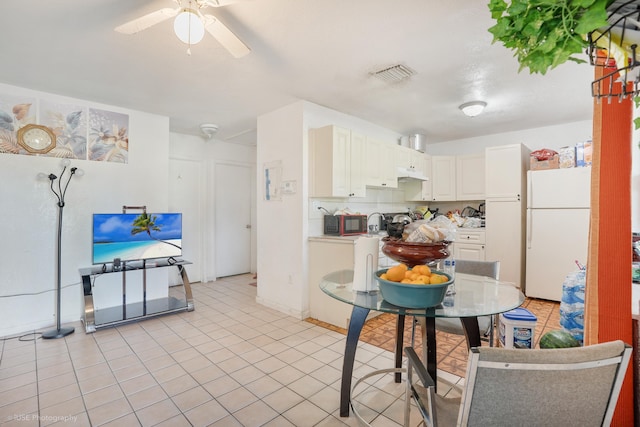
[{"xmin": 586, "ymin": 61, "xmax": 634, "ymax": 425}]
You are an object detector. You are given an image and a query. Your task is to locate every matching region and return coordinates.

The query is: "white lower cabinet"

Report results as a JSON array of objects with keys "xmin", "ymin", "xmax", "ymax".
[
  {"xmin": 308, "ymin": 238, "xmax": 381, "ymax": 329},
  {"xmin": 453, "ymin": 229, "xmax": 486, "ymax": 261}
]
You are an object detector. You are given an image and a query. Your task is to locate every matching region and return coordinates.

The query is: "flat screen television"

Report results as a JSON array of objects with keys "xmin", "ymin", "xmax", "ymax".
[{"xmin": 92, "ymin": 213, "xmax": 182, "ymax": 265}]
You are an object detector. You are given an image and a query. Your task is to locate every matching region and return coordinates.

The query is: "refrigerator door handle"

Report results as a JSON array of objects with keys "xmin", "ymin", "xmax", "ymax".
[{"xmin": 527, "ymin": 209, "xmax": 532, "ymax": 249}]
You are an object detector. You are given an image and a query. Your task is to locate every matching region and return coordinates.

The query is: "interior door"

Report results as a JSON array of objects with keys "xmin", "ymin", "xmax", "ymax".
[{"xmin": 215, "ymin": 163, "xmax": 252, "ymax": 277}]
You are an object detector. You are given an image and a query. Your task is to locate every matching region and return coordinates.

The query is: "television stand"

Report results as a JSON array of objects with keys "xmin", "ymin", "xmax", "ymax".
[{"xmin": 80, "ymin": 258, "xmax": 194, "ymax": 333}]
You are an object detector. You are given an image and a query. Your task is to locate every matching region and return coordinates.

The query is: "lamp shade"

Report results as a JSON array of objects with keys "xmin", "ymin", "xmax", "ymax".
[
  {"xmin": 459, "ymin": 101, "xmax": 487, "ymax": 117},
  {"xmin": 174, "ymin": 9, "xmax": 205, "ymax": 45}
]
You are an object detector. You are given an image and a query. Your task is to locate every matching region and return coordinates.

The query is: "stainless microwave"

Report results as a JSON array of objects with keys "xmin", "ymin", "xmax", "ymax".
[{"xmin": 324, "ymin": 214, "xmax": 368, "ymax": 236}]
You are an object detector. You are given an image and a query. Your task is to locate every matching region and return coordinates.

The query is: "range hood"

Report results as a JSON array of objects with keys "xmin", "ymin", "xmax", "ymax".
[{"xmin": 397, "ymin": 166, "xmax": 428, "ymax": 181}]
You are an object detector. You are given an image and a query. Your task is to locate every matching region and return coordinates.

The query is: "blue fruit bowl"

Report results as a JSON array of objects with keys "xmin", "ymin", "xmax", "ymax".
[{"xmin": 375, "ymin": 268, "xmax": 453, "ymax": 308}]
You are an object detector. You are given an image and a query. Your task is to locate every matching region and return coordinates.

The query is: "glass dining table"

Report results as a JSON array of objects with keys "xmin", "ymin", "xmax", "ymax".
[{"xmin": 320, "ymin": 269, "xmax": 525, "ymax": 417}]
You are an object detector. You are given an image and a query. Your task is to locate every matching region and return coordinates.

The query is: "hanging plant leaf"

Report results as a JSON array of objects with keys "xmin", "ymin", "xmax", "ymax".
[{"xmin": 488, "ymin": 0, "xmax": 613, "ymax": 75}]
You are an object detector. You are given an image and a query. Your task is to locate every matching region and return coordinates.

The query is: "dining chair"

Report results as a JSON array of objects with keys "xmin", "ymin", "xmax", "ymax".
[
  {"xmin": 404, "ymin": 340, "xmax": 632, "ymax": 427},
  {"xmin": 435, "ymin": 259, "xmax": 500, "ymax": 346}
]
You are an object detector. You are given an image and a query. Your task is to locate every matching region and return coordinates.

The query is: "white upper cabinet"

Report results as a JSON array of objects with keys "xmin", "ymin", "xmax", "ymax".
[
  {"xmin": 403, "ymin": 154, "xmax": 432, "ymax": 201},
  {"xmin": 366, "ymin": 138, "xmax": 398, "ymax": 188},
  {"xmin": 485, "ymin": 143, "xmax": 530, "ymax": 200},
  {"xmin": 456, "ymin": 153, "xmax": 485, "ymax": 200},
  {"xmin": 396, "ymin": 146, "xmax": 427, "ymax": 174},
  {"xmin": 349, "ymin": 131, "xmax": 367, "ymax": 196},
  {"xmin": 431, "ymin": 155, "xmax": 456, "ymax": 201},
  {"xmin": 309, "ymin": 125, "xmax": 366, "ymax": 198}
]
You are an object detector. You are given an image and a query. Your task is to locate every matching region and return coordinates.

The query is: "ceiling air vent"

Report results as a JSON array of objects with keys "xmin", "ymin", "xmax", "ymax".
[{"xmin": 370, "ymin": 64, "xmax": 415, "ymax": 83}]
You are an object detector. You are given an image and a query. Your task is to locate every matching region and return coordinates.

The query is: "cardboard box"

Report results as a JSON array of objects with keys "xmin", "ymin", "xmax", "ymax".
[
  {"xmin": 576, "ymin": 141, "xmax": 592, "ymax": 167},
  {"xmin": 530, "ymin": 154, "xmax": 559, "ymax": 171},
  {"xmin": 583, "ymin": 140, "xmax": 592, "ymax": 166},
  {"xmin": 558, "ymin": 146, "xmax": 576, "ymax": 168}
]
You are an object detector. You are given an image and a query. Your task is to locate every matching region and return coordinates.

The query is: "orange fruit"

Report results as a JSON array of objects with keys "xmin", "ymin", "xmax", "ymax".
[
  {"xmin": 416, "ymin": 275, "xmax": 430, "ymax": 284},
  {"xmin": 385, "ymin": 265, "xmax": 405, "ymax": 282},
  {"xmin": 380, "ymin": 273, "xmax": 388, "ymax": 280},
  {"xmin": 430, "ymin": 274, "xmax": 447, "ymax": 285},
  {"xmin": 413, "ymin": 265, "xmax": 431, "ymax": 276}
]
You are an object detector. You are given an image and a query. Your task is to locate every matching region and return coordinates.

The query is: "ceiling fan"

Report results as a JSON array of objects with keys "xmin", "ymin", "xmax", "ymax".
[{"xmin": 114, "ymin": 0, "xmax": 250, "ymax": 58}]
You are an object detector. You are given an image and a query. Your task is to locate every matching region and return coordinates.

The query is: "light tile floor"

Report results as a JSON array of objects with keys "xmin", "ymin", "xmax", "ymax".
[{"xmin": 0, "ymin": 274, "xmax": 450, "ymax": 427}]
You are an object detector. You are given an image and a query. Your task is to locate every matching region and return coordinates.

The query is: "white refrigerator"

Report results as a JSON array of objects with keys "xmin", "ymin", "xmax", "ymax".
[{"xmin": 525, "ymin": 168, "xmax": 591, "ymax": 301}]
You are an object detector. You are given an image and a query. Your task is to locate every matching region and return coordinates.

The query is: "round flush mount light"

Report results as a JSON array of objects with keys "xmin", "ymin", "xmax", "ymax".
[
  {"xmin": 200, "ymin": 123, "xmax": 219, "ymax": 139},
  {"xmin": 459, "ymin": 101, "xmax": 487, "ymax": 117},
  {"xmin": 174, "ymin": 8, "xmax": 205, "ymax": 45}
]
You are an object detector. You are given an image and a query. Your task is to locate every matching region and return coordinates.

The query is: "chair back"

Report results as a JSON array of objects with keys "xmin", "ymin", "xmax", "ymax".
[
  {"xmin": 459, "ymin": 340, "xmax": 632, "ymax": 427},
  {"xmin": 454, "ymin": 259, "xmax": 500, "ymax": 280}
]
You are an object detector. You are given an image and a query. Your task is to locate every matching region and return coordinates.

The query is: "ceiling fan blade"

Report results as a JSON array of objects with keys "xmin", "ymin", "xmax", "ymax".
[
  {"xmin": 203, "ymin": 15, "xmax": 250, "ymax": 58},
  {"xmin": 202, "ymin": 0, "xmax": 251, "ymax": 7},
  {"xmin": 114, "ymin": 8, "xmax": 179, "ymax": 35}
]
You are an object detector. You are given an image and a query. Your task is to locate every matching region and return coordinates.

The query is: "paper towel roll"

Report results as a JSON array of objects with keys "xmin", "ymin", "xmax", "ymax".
[{"xmin": 352, "ymin": 236, "xmax": 380, "ymax": 292}]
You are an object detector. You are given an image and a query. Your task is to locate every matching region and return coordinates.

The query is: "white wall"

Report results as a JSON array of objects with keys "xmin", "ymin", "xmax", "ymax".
[
  {"xmin": 168, "ymin": 133, "xmax": 257, "ymax": 282},
  {"xmin": 0, "ymin": 82, "xmax": 169, "ymax": 337},
  {"xmin": 425, "ymin": 120, "xmax": 593, "ymax": 155},
  {"xmin": 256, "ymin": 101, "xmax": 405, "ymax": 319},
  {"xmin": 256, "ymin": 102, "xmax": 307, "ymax": 317}
]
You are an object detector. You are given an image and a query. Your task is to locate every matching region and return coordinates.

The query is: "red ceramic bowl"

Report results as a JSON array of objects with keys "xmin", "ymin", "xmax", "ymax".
[{"xmin": 381, "ymin": 237, "xmax": 450, "ymax": 267}]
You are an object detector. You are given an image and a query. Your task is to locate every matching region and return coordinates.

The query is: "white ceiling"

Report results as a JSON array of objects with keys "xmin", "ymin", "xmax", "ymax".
[{"xmin": 0, "ymin": 0, "xmax": 596, "ymax": 146}]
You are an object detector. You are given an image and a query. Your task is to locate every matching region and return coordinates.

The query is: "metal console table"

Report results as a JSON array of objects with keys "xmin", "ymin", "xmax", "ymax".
[{"xmin": 80, "ymin": 258, "xmax": 194, "ymax": 333}]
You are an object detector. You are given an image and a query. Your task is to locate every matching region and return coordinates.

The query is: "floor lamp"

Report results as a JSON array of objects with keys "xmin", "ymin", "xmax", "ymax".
[{"xmin": 40, "ymin": 159, "xmax": 84, "ymax": 339}]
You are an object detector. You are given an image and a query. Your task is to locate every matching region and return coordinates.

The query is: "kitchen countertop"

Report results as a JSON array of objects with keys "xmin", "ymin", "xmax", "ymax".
[{"xmin": 309, "ymin": 234, "xmax": 384, "ymax": 243}]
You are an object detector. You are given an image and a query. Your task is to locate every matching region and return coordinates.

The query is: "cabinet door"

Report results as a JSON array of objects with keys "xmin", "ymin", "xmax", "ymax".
[
  {"xmin": 485, "ymin": 144, "xmax": 527, "ymax": 200},
  {"xmin": 456, "ymin": 153, "xmax": 485, "ymax": 200},
  {"xmin": 403, "ymin": 154, "xmax": 432, "ymax": 201},
  {"xmin": 395, "ymin": 145, "xmax": 411, "ymax": 169},
  {"xmin": 366, "ymin": 139, "xmax": 397, "ymax": 188},
  {"xmin": 422, "ymin": 155, "xmax": 432, "ymax": 200},
  {"xmin": 454, "ymin": 243, "xmax": 486, "ymax": 261},
  {"xmin": 309, "ymin": 125, "xmax": 366, "ymax": 198},
  {"xmin": 485, "ymin": 200, "xmax": 524, "ymax": 288},
  {"xmin": 409, "ymin": 150, "xmax": 427, "ymax": 174},
  {"xmin": 380, "ymin": 143, "xmax": 399, "ymax": 188},
  {"xmin": 396, "ymin": 146, "xmax": 427, "ymax": 174},
  {"xmin": 349, "ymin": 131, "xmax": 367, "ymax": 197},
  {"xmin": 431, "ymin": 156, "xmax": 456, "ymax": 201},
  {"xmin": 332, "ymin": 126, "xmax": 351, "ymax": 196},
  {"xmin": 309, "ymin": 125, "xmax": 349, "ymax": 197}
]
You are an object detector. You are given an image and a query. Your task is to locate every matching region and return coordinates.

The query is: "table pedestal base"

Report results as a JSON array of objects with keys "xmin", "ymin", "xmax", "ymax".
[{"xmin": 339, "ymin": 307, "xmax": 482, "ymax": 417}]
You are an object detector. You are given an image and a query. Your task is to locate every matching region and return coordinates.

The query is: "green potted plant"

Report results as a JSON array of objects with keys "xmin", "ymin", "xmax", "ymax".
[{"xmin": 487, "ymin": 0, "xmax": 615, "ymax": 75}]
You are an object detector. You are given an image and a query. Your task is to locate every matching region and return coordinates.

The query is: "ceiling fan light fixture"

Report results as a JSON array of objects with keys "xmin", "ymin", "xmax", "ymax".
[
  {"xmin": 174, "ymin": 8, "xmax": 205, "ymax": 45},
  {"xmin": 459, "ymin": 101, "xmax": 487, "ymax": 117}
]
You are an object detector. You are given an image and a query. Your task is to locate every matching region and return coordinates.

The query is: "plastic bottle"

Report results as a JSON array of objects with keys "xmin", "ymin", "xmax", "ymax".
[
  {"xmin": 443, "ymin": 259, "xmax": 452, "ymax": 275},
  {"xmin": 444, "ymin": 258, "xmax": 455, "ymax": 295}
]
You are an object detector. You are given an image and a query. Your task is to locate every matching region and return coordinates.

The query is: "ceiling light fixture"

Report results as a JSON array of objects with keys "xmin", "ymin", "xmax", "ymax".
[
  {"xmin": 200, "ymin": 123, "xmax": 219, "ymax": 139},
  {"xmin": 459, "ymin": 101, "xmax": 487, "ymax": 117},
  {"xmin": 174, "ymin": 8, "xmax": 205, "ymax": 45}
]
